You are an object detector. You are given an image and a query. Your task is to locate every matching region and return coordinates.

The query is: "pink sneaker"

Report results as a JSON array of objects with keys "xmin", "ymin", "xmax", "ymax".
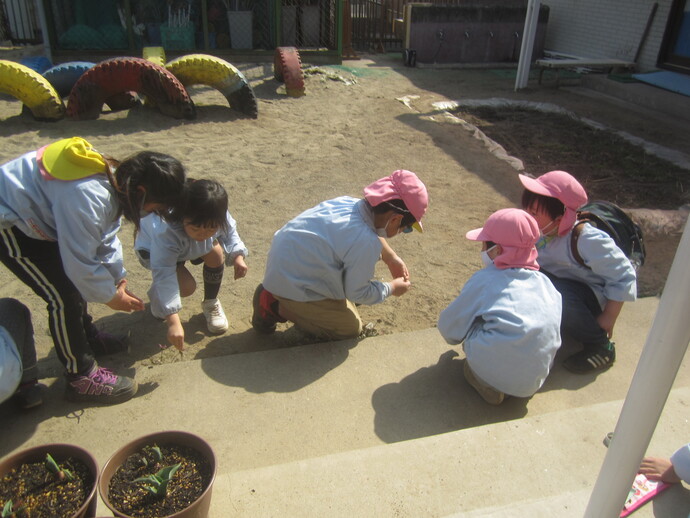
[{"xmin": 65, "ymin": 365, "xmax": 137, "ymax": 405}]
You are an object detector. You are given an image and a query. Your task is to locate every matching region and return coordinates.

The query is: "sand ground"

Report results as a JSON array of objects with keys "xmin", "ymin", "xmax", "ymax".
[{"xmin": 0, "ymin": 52, "xmax": 687, "ymax": 376}]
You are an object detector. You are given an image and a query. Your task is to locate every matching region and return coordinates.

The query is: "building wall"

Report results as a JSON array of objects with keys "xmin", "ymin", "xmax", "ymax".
[{"xmin": 542, "ymin": 0, "xmax": 673, "ymax": 72}]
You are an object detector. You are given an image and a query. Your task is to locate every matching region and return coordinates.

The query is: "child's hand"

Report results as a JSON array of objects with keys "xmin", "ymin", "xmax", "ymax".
[
  {"xmin": 389, "ymin": 277, "xmax": 411, "ymax": 296},
  {"xmin": 233, "ymin": 255, "xmax": 248, "ymax": 280},
  {"xmin": 384, "ymin": 254, "xmax": 409, "ymax": 281},
  {"xmin": 165, "ymin": 314, "xmax": 185, "ymax": 351},
  {"xmin": 106, "ymin": 279, "xmax": 145, "ymax": 312}
]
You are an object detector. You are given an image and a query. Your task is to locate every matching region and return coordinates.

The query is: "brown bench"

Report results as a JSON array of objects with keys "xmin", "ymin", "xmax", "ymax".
[{"xmin": 536, "ymin": 58, "xmax": 636, "ymax": 85}]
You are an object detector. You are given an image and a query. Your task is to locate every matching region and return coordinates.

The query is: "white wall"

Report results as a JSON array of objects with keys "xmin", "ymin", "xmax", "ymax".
[{"xmin": 542, "ymin": 0, "xmax": 673, "ymax": 72}]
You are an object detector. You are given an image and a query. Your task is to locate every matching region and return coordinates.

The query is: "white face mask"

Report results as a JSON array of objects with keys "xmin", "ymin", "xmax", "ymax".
[
  {"xmin": 376, "ymin": 216, "xmax": 392, "ymax": 238},
  {"xmin": 480, "ymin": 245, "xmax": 497, "ymax": 267},
  {"xmin": 540, "ymin": 219, "xmax": 558, "ymax": 236},
  {"xmin": 536, "ymin": 220, "xmax": 558, "ymax": 250}
]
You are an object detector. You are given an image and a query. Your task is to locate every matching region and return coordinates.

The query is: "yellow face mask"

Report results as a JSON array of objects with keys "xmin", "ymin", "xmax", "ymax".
[{"xmin": 37, "ymin": 137, "xmax": 107, "ymax": 181}]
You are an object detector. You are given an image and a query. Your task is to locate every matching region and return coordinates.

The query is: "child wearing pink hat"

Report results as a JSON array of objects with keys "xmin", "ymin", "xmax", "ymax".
[
  {"xmin": 252, "ymin": 170, "xmax": 428, "ymax": 340},
  {"xmin": 520, "ymin": 170, "xmax": 637, "ymax": 374},
  {"xmin": 438, "ymin": 208, "xmax": 562, "ymax": 405}
]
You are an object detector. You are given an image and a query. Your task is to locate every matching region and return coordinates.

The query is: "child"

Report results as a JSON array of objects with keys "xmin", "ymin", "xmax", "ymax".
[
  {"xmin": 641, "ymin": 444, "xmax": 690, "ymax": 484},
  {"xmin": 437, "ymin": 208, "xmax": 562, "ymax": 405},
  {"xmin": 0, "ymin": 137, "xmax": 187, "ymax": 405},
  {"xmin": 0, "ymin": 298, "xmax": 43, "ymax": 409},
  {"xmin": 135, "ymin": 179, "xmax": 248, "ymax": 350},
  {"xmin": 253, "ymin": 169, "xmax": 427, "ymax": 340},
  {"xmin": 520, "ymin": 170, "xmax": 637, "ymax": 374}
]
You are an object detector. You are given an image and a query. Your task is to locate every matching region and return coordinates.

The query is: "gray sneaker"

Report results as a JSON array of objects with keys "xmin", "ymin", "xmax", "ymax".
[{"xmin": 65, "ymin": 365, "xmax": 137, "ymax": 405}]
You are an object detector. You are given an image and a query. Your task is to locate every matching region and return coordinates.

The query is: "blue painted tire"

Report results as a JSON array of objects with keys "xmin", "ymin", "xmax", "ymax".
[{"xmin": 42, "ymin": 61, "xmax": 95, "ymax": 97}]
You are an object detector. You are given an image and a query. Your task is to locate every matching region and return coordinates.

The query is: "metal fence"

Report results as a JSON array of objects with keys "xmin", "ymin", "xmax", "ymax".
[
  {"xmin": 350, "ymin": 0, "xmax": 465, "ymax": 52},
  {"xmin": 1, "ymin": 0, "xmax": 42, "ymax": 44},
  {"xmin": 280, "ymin": 0, "xmax": 338, "ymax": 49}
]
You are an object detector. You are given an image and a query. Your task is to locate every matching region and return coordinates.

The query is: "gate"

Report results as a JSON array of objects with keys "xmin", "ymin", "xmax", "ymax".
[
  {"xmin": 0, "ymin": 0, "xmax": 42, "ymax": 44},
  {"xmin": 349, "ymin": 0, "xmax": 465, "ymax": 52}
]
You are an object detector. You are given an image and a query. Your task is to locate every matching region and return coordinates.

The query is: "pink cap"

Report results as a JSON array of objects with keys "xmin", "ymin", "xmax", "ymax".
[
  {"xmin": 466, "ymin": 208, "xmax": 540, "ymax": 270},
  {"xmin": 519, "ymin": 170, "xmax": 587, "ymax": 236},
  {"xmin": 364, "ymin": 170, "xmax": 428, "ymax": 231}
]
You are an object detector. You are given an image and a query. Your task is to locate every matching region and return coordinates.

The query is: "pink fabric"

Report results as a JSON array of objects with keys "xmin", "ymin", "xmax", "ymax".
[
  {"xmin": 36, "ymin": 144, "xmax": 52, "ymax": 180},
  {"xmin": 363, "ymin": 169, "xmax": 428, "ymax": 229},
  {"xmin": 519, "ymin": 170, "xmax": 588, "ymax": 236},
  {"xmin": 466, "ymin": 208, "xmax": 540, "ymax": 270}
]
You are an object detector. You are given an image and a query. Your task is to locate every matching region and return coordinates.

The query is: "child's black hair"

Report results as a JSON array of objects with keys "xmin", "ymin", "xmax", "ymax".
[
  {"xmin": 521, "ymin": 189, "xmax": 565, "ymax": 221},
  {"xmin": 369, "ymin": 198, "xmax": 417, "ymax": 228},
  {"xmin": 180, "ymin": 179, "xmax": 229, "ymax": 231},
  {"xmin": 112, "ymin": 151, "xmax": 187, "ymax": 229}
]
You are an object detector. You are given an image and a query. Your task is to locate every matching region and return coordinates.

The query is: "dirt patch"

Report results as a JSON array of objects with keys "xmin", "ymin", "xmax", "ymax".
[
  {"xmin": 447, "ymin": 105, "xmax": 689, "ymax": 297},
  {"xmin": 456, "ymin": 106, "xmax": 689, "ymax": 210},
  {"xmin": 0, "ymin": 58, "xmax": 686, "ymax": 373}
]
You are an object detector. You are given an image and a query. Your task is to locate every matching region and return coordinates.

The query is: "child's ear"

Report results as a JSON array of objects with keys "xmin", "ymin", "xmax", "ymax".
[{"xmin": 490, "ymin": 244, "xmax": 503, "ymax": 258}]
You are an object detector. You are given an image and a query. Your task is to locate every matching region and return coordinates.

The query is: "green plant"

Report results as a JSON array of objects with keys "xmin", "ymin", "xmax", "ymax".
[
  {"xmin": 44, "ymin": 453, "xmax": 74, "ymax": 482},
  {"xmin": 133, "ymin": 463, "xmax": 181, "ymax": 498},
  {"xmin": 2, "ymin": 500, "xmax": 26, "ymax": 518}
]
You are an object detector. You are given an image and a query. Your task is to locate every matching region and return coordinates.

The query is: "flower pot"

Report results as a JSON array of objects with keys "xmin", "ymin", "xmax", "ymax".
[
  {"xmin": 0, "ymin": 443, "xmax": 99, "ymax": 518},
  {"xmin": 99, "ymin": 431, "xmax": 216, "ymax": 518}
]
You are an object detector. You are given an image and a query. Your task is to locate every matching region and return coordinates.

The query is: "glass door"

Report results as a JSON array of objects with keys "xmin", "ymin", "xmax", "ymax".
[{"xmin": 659, "ymin": 0, "xmax": 690, "ymax": 73}]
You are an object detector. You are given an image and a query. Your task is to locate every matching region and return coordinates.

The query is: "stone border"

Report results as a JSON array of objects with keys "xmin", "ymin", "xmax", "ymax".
[{"xmin": 430, "ymin": 98, "xmax": 690, "ymax": 237}]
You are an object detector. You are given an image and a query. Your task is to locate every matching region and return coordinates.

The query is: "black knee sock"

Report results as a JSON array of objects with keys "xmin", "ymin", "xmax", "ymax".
[{"xmin": 203, "ymin": 264, "xmax": 224, "ymax": 300}]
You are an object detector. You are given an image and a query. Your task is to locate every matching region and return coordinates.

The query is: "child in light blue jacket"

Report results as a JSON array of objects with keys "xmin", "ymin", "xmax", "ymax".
[
  {"xmin": 135, "ymin": 179, "xmax": 248, "ymax": 350},
  {"xmin": 520, "ymin": 170, "xmax": 636, "ymax": 374},
  {"xmin": 438, "ymin": 208, "xmax": 562, "ymax": 405}
]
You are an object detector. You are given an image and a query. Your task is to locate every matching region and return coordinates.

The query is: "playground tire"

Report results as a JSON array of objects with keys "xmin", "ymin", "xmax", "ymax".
[
  {"xmin": 273, "ymin": 47, "xmax": 305, "ymax": 97},
  {"xmin": 42, "ymin": 61, "xmax": 140, "ymax": 112},
  {"xmin": 66, "ymin": 57, "xmax": 195, "ymax": 120},
  {"xmin": 0, "ymin": 59, "xmax": 65, "ymax": 121},
  {"xmin": 165, "ymin": 54, "xmax": 258, "ymax": 118},
  {"xmin": 20, "ymin": 56, "xmax": 52, "ymax": 73},
  {"xmin": 42, "ymin": 61, "xmax": 95, "ymax": 97},
  {"xmin": 143, "ymin": 46, "xmax": 166, "ymax": 67}
]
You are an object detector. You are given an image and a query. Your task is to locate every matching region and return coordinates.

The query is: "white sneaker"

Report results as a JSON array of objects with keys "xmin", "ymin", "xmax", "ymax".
[{"xmin": 201, "ymin": 299, "xmax": 228, "ymax": 334}]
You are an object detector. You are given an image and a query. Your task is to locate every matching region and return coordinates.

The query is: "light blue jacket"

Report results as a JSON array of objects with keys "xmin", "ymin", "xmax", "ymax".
[
  {"xmin": 438, "ymin": 265, "xmax": 562, "ymax": 397},
  {"xmin": 135, "ymin": 212, "xmax": 248, "ymax": 318},
  {"xmin": 263, "ymin": 197, "xmax": 391, "ymax": 304},
  {"xmin": 0, "ymin": 327, "xmax": 21, "ymax": 404},
  {"xmin": 536, "ymin": 222, "xmax": 637, "ymax": 308},
  {"xmin": 0, "ymin": 150, "xmax": 124, "ymax": 303},
  {"xmin": 671, "ymin": 443, "xmax": 690, "ymax": 484}
]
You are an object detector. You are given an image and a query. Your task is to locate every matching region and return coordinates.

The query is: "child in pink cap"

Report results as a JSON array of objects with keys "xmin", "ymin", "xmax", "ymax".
[
  {"xmin": 438, "ymin": 208, "xmax": 562, "ymax": 405},
  {"xmin": 520, "ymin": 170, "xmax": 637, "ymax": 374},
  {"xmin": 252, "ymin": 170, "xmax": 428, "ymax": 340}
]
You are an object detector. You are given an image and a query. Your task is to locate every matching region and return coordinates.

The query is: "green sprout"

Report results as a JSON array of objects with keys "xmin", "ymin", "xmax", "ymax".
[
  {"xmin": 141, "ymin": 445, "xmax": 163, "ymax": 469},
  {"xmin": 151, "ymin": 446, "xmax": 163, "ymax": 462},
  {"xmin": 2, "ymin": 500, "xmax": 26, "ymax": 518},
  {"xmin": 133, "ymin": 463, "xmax": 181, "ymax": 498},
  {"xmin": 45, "ymin": 453, "xmax": 74, "ymax": 482}
]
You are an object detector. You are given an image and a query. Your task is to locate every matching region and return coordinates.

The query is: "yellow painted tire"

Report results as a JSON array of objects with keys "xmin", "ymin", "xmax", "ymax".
[
  {"xmin": 0, "ymin": 60, "xmax": 65, "ymax": 121},
  {"xmin": 143, "ymin": 46, "xmax": 166, "ymax": 67},
  {"xmin": 166, "ymin": 54, "xmax": 258, "ymax": 118}
]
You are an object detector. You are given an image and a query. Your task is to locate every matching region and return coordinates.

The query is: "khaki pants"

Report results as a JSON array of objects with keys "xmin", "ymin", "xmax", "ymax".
[{"xmin": 274, "ymin": 295, "xmax": 362, "ymax": 340}]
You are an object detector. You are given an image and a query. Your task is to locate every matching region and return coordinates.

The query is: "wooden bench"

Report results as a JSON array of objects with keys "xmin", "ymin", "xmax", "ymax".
[{"xmin": 536, "ymin": 58, "xmax": 636, "ymax": 85}]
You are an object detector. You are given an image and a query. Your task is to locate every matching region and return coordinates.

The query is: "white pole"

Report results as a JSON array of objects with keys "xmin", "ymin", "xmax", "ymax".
[
  {"xmin": 34, "ymin": 0, "xmax": 51, "ymax": 62},
  {"xmin": 585, "ymin": 217, "xmax": 690, "ymax": 517},
  {"xmin": 514, "ymin": 0, "xmax": 540, "ymax": 91}
]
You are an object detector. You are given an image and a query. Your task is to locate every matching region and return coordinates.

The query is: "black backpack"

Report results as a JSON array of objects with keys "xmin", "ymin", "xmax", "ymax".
[{"xmin": 570, "ymin": 200, "xmax": 646, "ymax": 271}]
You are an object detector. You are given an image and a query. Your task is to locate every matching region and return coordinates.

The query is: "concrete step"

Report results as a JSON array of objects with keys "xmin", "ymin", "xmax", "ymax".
[
  {"xmin": 1, "ymin": 296, "xmax": 688, "ymax": 516},
  {"xmin": 213, "ymin": 387, "xmax": 690, "ymax": 517}
]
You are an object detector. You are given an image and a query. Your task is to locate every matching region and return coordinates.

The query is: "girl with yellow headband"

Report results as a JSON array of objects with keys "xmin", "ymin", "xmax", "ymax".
[{"xmin": 0, "ymin": 137, "xmax": 187, "ymax": 405}]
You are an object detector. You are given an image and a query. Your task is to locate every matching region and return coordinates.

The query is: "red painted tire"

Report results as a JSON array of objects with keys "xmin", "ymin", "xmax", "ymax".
[
  {"xmin": 66, "ymin": 57, "xmax": 195, "ymax": 120},
  {"xmin": 273, "ymin": 47, "xmax": 305, "ymax": 97}
]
